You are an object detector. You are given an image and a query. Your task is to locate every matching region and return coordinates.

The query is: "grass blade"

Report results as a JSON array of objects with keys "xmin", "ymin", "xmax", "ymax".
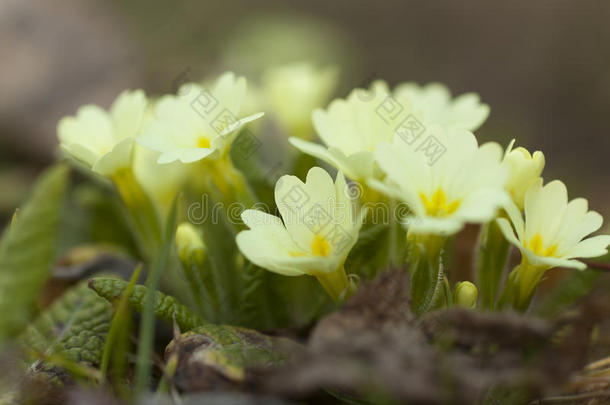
[{"xmin": 135, "ymin": 195, "xmax": 179, "ymax": 393}]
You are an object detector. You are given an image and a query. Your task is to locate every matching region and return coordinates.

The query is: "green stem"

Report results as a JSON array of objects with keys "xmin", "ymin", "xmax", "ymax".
[
  {"xmin": 388, "ymin": 199, "xmax": 399, "ymax": 267},
  {"xmin": 408, "ymin": 233, "xmax": 446, "ymax": 316},
  {"xmin": 225, "ymin": 160, "xmax": 257, "ymax": 209},
  {"xmin": 475, "ymin": 219, "xmax": 511, "ymax": 309},
  {"xmin": 218, "ymin": 156, "xmax": 257, "ymax": 206},
  {"xmin": 442, "ymin": 276, "xmax": 453, "ymax": 308},
  {"xmin": 135, "ymin": 197, "xmax": 179, "ymax": 394},
  {"xmin": 383, "ymin": 197, "xmax": 407, "ymax": 269},
  {"xmin": 179, "ymin": 253, "xmax": 219, "ymax": 321},
  {"xmin": 315, "ymin": 264, "xmax": 354, "ymax": 302},
  {"xmin": 180, "ymin": 261, "xmax": 207, "ymax": 317},
  {"xmin": 111, "ymin": 168, "xmax": 162, "ymax": 260},
  {"xmin": 497, "ymin": 260, "xmax": 547, "ymax": 312},
  {"xmin": 199, "ymin": 156, "xmax": 258, "ymax": 228}
]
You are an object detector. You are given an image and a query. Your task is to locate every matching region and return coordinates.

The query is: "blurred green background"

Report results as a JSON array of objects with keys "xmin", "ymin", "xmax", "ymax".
[{"xmin": 1, "ymin": 0, "xmax": 609, "ymax": 225}]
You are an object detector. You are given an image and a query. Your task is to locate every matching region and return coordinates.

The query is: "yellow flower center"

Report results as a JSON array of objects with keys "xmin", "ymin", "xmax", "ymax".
[
  {"xmin": 527, "ymin": 233, "xmax": 557, "ymax": 257},
  {"xmin": 311, "ymin": 234, "xmax": 331, "ymax": 257},
  {"xmin": 197, "ymin": 137, "xmax": 211, "ymax": 148},
  {"xmin": 419, "ymin": 189, "xmax": 461, "ymax": 217}
]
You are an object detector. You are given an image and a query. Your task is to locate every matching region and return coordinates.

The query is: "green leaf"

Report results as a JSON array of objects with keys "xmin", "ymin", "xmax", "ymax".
[
  {"xmin": 237, "ymin": 260, "xmax": 332, "ymax": 330},
  {"xmin": 89, "ymin": 277, "xmax": 205, "ymax": 332},
  {"xmin": 177, "ymin": 252, "xmax": 217, "ymax": 321},
  {"xmin": 199, "ymin": 198, "xmax": 241, "ymax": 323},
  {"xmin": 386, "ymin": 199, "xmax": 408, "ymax": 269},
  {"xmin": 165, "ymin": 324, "xmax": 296, "ymax": 387},
  {"xmin": 269, "ymin": 274, "xmax": 333, "ymax": 328},
  {"xmin": 0, "ymin": 164, "xmax": 69, "ymax": 341},
  {"xmin": 60, "ymin": 183, "xmax": 139, "ymax": 256},
  {"xmin": 230, "ymin": 132, "xmax": 276, "ymax": 208},
  {"xmin": 186, "ymin": 324, "xmax": 291, "ymax": 367},
  {"xmin": 100, "ymin": 265, "xmax": 142, "ymax": 383},
  {"xmin": 19, "ymin": 279, "xmax": 112, "ymax": 367},
  {"xmin": 535, "ymin": 268, "xmax": 601, "ymax": 318},
  {"xmin": 237, "ymin": 262, "xmax": 273, "ymax": 329},
  {"xmin": 345, "ymin": 223, "xmax": 391, "ymax": 279}
]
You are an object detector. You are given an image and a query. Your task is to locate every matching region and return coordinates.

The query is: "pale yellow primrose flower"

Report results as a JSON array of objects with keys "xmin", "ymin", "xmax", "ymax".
[
  {"xmin": 236, "ymin": 167, "xmax": 364, "ymax": 300},
  {"xmin": 290, "ymin": 81, "xmax": 402, "ymax": 183},
  {"xmin": 137, "ymin": 72, "xmax": 263, "ymax": 164},
  {"xmin": 502, "ymin": 140, "xmax": 545, "ymax": 210},
  {"xmin": 497, "ymin": 179, "xmax": 610, "ymax": 272},
  {"xmin": 132, "ymin": 99, "xmax": 191, "ymax": 215},
  {"xmin": 261, "ymin": 63, "xmax": 338, "ymax": 140},
  {"xmin": 133, "ymin": 144, "xmax": 190, "ymax": 215},
  {"xmin": 290, "ymin": 81, "xmax": 489, "ymax": 184},
  {"xmin": 369, "ymin": 127, "xmax": 509, "ymax": 236},
  {"xmin": 497, "ymin": 179, "xmax": 610, "ymax": 309},
  {"xmin": 393, "ymin": 82, "xmax": 489, "ymax": 131},
  {"xmin": 57, "ymin": 89, "xmax": 147, "ymax": 176}
]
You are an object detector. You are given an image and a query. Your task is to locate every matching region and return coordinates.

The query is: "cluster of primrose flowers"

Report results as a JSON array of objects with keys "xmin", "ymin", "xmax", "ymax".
[{"xmin": 57, "ymin": 63, "xmax": 610, "ymax": 314}]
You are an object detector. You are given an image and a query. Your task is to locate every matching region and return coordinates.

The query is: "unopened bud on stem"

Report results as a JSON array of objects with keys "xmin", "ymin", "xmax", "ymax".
[
  {"xmin": 454, "ymin": 281, "xmax": 478, "ymax": 308},
  {"xmin": 176, "ymin": 222, "xmax": 206, "ymax": 265}
]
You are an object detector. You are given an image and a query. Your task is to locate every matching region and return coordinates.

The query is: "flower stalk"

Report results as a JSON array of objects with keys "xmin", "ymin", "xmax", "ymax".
[
  {"xmin": 200, "ymin": 155, "xmax": 258, "ymax": 213},
  {"xmin": 497, "ymin": 259, "xmax": 547, "ymax": 312},
  {"xmin": 111, "ymin": 167, "xmax": 162, "ymax": 259},
  {"xmin": 408, "ymin": 233, "xmax": 446, "ymax": 315},
  {"xmin": 475, "ymin": 218, "xmax": 511, "ymax": 309},
  {"xmin": 315, "ymin": 264, "xmax": 355, "ymax": 302},
  {"xmin": 175, "ymin": 223, "xmax": 217, "ymax": 318}
]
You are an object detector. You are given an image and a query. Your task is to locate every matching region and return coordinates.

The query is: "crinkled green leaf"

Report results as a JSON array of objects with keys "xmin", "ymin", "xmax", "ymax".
[
  {"xmin": 165, "ymin": 324, "xmax": 296, "ymax": 389},
  {"xmin": 19, "ymin": 280, "xmax": 112, "ymax": 367},
  {"xmin": 184, "ymin": 324, "xmax": 290, "ymax": 366},
  {"xmin": 0, "ymin": 164, "xmax": 69, "ymax": 341},
  {"xmin": 100, "ymin": 266, "xmax": 141, "ymax": 382},
  {"xmin": 89, "ymin": 277, "xmax": 204, "ymax": 332}
]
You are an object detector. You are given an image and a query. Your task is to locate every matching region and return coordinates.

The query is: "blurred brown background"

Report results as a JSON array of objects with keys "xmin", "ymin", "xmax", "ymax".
[{"xmin": 1, "ymin": 0, "xmax": 609, "ymax": 222}]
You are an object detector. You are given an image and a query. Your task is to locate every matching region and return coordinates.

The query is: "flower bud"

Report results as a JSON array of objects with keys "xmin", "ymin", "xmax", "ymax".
[
  {"xmin": 454, "ymin": 281, "xmax": 478, "ymax": 308},
  {"xmin": 175, "ymin": 222, "xmax": 206, "ymax": 265},
  {"xmin": 503, "ymin": 144, "xmax": 545, "ymax": 210}
]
